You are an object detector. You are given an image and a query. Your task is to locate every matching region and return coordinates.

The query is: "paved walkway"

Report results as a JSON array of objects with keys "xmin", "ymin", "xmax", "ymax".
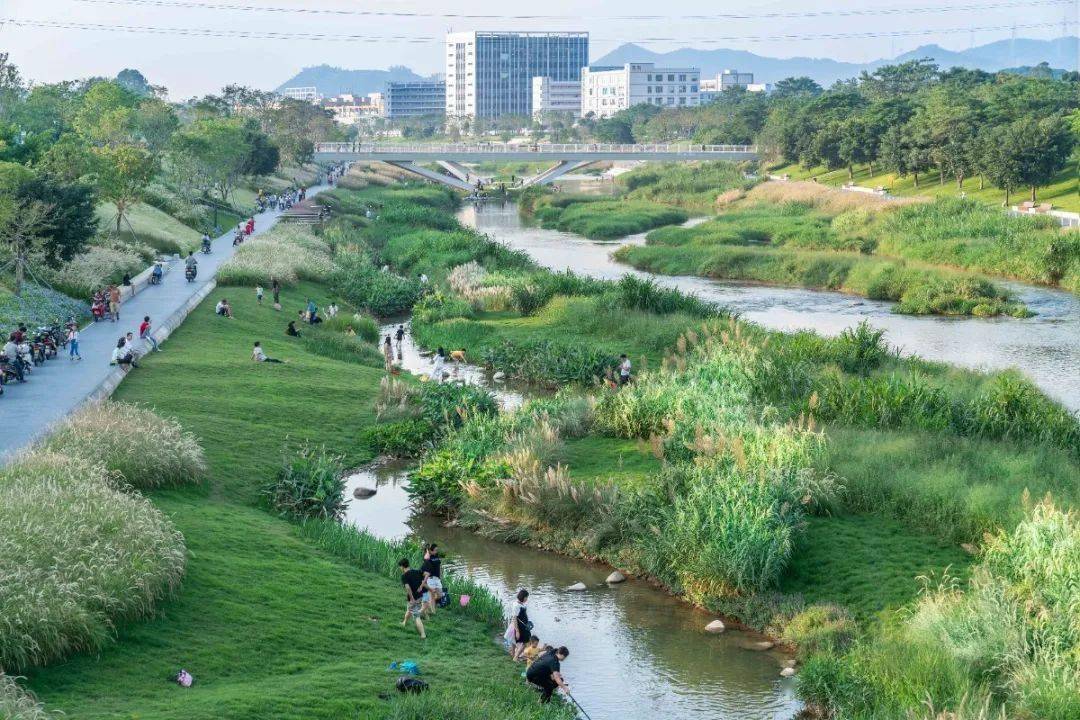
[{"xmin": 1, "ymin": 187, "xmax": 325, "ymax": 459}]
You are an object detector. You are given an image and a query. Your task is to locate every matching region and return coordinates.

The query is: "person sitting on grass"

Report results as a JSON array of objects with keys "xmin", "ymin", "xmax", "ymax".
[
  {"xmin": 111, "ymin": 337, "xmax": 138, "ymax": 369},
  {"xmin": 286, "ymin": 320, "xmax": 301, "ymax": 338},
  {"xmin": 251, "ymin": 341, "xmax": 284, "ymax": 364},
  {"xmin": 525, "ymin": 646, "xmax": 570, "ymax": 704},
  {"xmin": 215, "ymin": 298, "xmax": 234, "ymax": 318},
  {"xmin": 326, "ymin": 301, "xmax": 339, "ymax": 318},
  {"xmin": 398, "ymin": 558, "xmax": 427, "ymax": 640}
]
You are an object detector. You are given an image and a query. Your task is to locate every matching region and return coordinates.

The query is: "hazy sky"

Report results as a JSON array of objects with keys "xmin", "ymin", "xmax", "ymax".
[{"xmin": 2, "ymin": 0, "xmax": 1077, "ymax": 98}]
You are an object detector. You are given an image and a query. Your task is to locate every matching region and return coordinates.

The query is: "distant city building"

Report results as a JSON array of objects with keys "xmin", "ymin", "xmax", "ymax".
[
  {"xmin": 446, "ymin": 31, "xmax": 589, "ymax": 119},
  {"xmin": 383, "ymin": 80, "xmax": 447, "ymax": 119},
  {"xmin": 322, "ymin": 94, "xmax": 382, "ymax": 126},
  {"xmin": 700, "ymin": 71, "xmax": 772, "ymax": 103},
  {"xmin": 280, "ymin": 86, "xmax": 319, "ymax": 102},
  {"xmin": 580, "ymin": 63, "xmax": 700, "ymax": 119},
  {"xmin": 531, "ymin": 77, "xmax": 581, "ymax": 118}
]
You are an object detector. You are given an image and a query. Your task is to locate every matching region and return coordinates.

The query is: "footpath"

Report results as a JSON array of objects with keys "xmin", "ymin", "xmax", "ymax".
[{"xmin": 0, "ymin": 187, "xmax": 324, "ymax": 459}]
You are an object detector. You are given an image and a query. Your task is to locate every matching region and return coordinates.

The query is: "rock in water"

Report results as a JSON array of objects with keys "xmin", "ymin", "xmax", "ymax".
[
  {"xmin": 353, "ymin": 487, "xmax": 377, "ymax": 499},
  {"xmin": 566, "ymin": 582, "xmax": 587, "ymax": 591},
  {"xmin": 780, "ymin": 667, "xmax": 796, "ymax": 678},
  {"xmin": 606, "ymin": 571, "xmax": 626, "ymax": 584},
  {"xmin": 750, "ymin": 641, "xmax": 774, "ymax": 651},
  {"xmin": 705, "ymin": 620, "xmax": 726, "ymax": 633}
]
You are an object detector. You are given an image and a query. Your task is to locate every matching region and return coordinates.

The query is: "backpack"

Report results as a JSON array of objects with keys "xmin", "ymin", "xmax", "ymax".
[
  {"xmin": 437, "ymin": 583, "xmax": 450, "ymax": 609},
  {"xmin": 395, "ymin": 676, "xmax": 429, "ymax": 694}
]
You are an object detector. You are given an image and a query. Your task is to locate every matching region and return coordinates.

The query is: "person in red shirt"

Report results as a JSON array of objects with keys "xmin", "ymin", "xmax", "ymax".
[{"xmin": 139, "ymin": 315, "xmax": 161, "ymax": 352}]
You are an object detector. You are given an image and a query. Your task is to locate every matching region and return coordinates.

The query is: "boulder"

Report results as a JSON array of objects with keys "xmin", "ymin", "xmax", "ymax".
[
  {"xmin": 353, "ymin": 487, "xmax": 378, "ymax": 499},
  {"xmin": 780, "ymin": 667, "xmax": 796, "ymax": 678},
  {"xmin": 704, "ymin": 620, "xmax": 726, "ymax": 633},
  {"xmin": 743, "ymin": 640, "xmax": 774, "ymax": 651},
  {"xmin": 566, "ymin": 582, "xmax": 587, "ymax": 591},
  {"xmin": 606, "ymin": 571, "xmax": 626, "ymax": 584}
]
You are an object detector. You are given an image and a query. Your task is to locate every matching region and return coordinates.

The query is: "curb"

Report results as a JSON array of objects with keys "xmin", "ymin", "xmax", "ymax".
[{"xmin": 82, "ymin": 280, "xmax": 218, "ymax": 407}]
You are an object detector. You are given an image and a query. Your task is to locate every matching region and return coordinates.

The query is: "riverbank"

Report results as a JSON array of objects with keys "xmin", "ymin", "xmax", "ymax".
[
  {"xmin": 19, "ymin": 277, "xmax": 572, "ymax": 720},
  {"xmin": 320, "ymin": 176, "xmax": 1079, "ymax": 719}
]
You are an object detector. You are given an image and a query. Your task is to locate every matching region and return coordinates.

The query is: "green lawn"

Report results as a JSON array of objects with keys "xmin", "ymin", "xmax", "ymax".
[
  {"xmin": 561, "ymin": 436, "xmax": 663, "ymax": 490},
  {"xmin": 781, "ymin": 514, "xmax": 972, "ymax": 621},
  {"xmin": 23, "ymin": 280, "xmax": 567, "ymax": 720},
  {"xmin": 95, "ymin": 201, "xmax": 203, "ymax": 255},
  {"xmin": 772, "ymin": 160, "xmax": 1080, "ymax": 213}
]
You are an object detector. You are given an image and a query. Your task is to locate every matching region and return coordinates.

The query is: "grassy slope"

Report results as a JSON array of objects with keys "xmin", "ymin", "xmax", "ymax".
[
  {"xmin": 772, "ymin": 160, "xmax": 1080, "ymax": 213},
  {"xmin": 95, "ymin": 202, "xmax": 203, "ymax": 255},
  {"xmin": 24, "ymin": 280, "xmax": 560, "ymax": 720}
]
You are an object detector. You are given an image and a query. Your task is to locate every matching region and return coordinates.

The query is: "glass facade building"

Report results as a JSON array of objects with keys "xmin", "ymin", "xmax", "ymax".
[
  {"xmin": 446, "ymin": 31, "xmax": 589, "ymax": 119},
  {"xmin": 383, "ymin": 80, "xmax": 447, "ymax": 119}
]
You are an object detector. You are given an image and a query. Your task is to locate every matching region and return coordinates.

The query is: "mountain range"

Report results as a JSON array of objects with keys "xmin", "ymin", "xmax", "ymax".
[
  {"xmin": 591, "ymin": 37, "xmax": 1077, "ymax": 85},
  {"xmin": 276, "ymin": 36, "xmax": 1077, "ymax": 95}
]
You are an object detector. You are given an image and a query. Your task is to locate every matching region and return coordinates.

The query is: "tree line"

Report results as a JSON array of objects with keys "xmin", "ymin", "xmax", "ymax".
[
  {"xmin": 584, "ymin": 61, "xmax": 1080, "ymax": 205},
  {"xmin": 0, "ymin": 57, "xmax": 344, "ymax": 294}
]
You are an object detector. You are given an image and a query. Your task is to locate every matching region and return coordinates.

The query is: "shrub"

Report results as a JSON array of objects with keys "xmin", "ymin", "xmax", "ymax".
[
  {"xmin": 40, "ymin": 401, "xmax": 206, "ymax": 488},
  {"xmin": 299, "ymin": 327, "xmax": 384, "ymax": 367},
  {"xmin": 329, "ymin": 250, "xmax": 422, "ymax": 316},
  {"xmin": 413, "ymin": 291, "xmax": 475, "ymax": 325},
  {"xmin": 534, "ymin": 199, "xmax": 689, "ymax": 239},
  {"xmin": 0, "ymin": 451, "xmax": 186, "ymax": 671},
  {"xmin": 0, "ymin": 283, "xmax": 90, "ymax": 333},
  {"xmin": 49, "ymin": 245, "xmax": 147, "ymax": 299},
  {"xmin": 619, "ymin": 161, "xmax": 753, "ymax": 207},
  {"xmin": 320, "ymin": 311, "xmax": 379, "ymax": 343},
  {"xmin": 832, "ymin": 321, "xmax": 891, "ymax": 376},
  {"xmin": 482, "ymin": 338, "xmax": 618, "ymax": 387},
  {"xmin": 611, "ymin": 275, "xmax": 721, "ymax": 317},
  {"xmin": 264, "ymin": 442, "xmax": 348, "ymax": 520},
  {"xmin": 417, "ymin": 382, "xmax": 499, "ymax": 431},
  {"xmin": 217, "ymin": 225, "xmax": 335, "ymax": 286},
  {"xmin": 359, "ymin": 419, "xmax": 437, "ymax": 457},
  {"xmin": 0, "ymin": 674, "xmax": 58, "ymax": 720},
  {"xmin": 780, "ymin": 604, "xmax": 856, "ymax": 659}
]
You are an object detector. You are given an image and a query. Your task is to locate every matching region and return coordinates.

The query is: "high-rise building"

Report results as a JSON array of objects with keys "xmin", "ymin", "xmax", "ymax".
[
  {"xmin": 531, "ymin": 77, "xmax": 582, "ymax": 118},
  {"xmin": 280, "ymin": 86, "xmax": 320, "ymax": 103},
  {"xmin": 580, "ymin": 63, "xmax": 700, "ymax": 119},
  {"xmin": 446, "ymin": 31, "xmax": 589, "ymax": 119},
  {"xmin": 384, "ymin": 80, "xmax": 447, "ymax": 119}
]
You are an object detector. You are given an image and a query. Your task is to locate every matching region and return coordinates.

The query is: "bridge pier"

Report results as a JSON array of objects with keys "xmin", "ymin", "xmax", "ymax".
[
  {"xmin": 522, "ymin": 160, "xmax": 594, "ymax": 187},
  {"xmin": 384, "ymin": 161, "xmax": 474, "ymax": 191},
  {"xmin": 436, "ymin": 161, "xmax": 491, "ymax": 185}
]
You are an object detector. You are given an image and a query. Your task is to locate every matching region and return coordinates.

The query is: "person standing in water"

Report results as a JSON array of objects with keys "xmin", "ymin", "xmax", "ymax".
[
  {"xmin": 383, "ymin": 335, "xmax": 394, "ymax": 372},
  {"xmin": 432, "ymin": 347, "xmax": 446, "ymax": 383},
  {"xmin": 395, "ymin": 324, "xmax": 406, "ymax": 359}
]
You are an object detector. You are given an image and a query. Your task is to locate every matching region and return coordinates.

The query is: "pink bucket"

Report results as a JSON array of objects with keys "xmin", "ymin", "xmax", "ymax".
[{"xmin": 459, "ymin": 594, "xmax": 471, "ymax": 607}]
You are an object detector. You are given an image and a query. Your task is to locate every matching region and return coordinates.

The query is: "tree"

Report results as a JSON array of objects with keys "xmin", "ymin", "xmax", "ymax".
[
  {"xmin": 858, "ymin": 59, "xmax": 939, "ymax": 101},
  {"xmin": 15, "ymin": 173, "xmax": 98, "ymax": 266},
  {"xmin": 1011, "ymin": 116, "xmax": 1075, "ymax": 202},
  {"xmin": 92, "ymin": 144, "xmax": 158, "ymax": 234},
  {"xmin": 838, "ymin": 117, "xmax": 875, "ymax": 179},
  {"xmin": 116, "ymin": 69, "xmax": 152, "ymax": 97},
  {"xmin": 169, "ymin": 117, "xmax": 251, "ymax": 204},
  {"xmin": 772, "ymin": 76, "xmax": 822, "ymax": 99},
  {"xmin": 73, "ymin": 81, "xmax": 139, "ymax": 147},
  {"xmin": 0, "ymin": 198, "xmax": 52, "ymax": 296}
]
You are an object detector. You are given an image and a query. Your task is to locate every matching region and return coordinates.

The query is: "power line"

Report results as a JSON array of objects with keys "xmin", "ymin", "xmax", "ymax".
[
  {"xmin": 68, "ymin": 0, "xmax": 1079, "ymax": 22},
  {"xmin": 3, "ymin": 17, "xmax": 1074, "ymax": 43}
]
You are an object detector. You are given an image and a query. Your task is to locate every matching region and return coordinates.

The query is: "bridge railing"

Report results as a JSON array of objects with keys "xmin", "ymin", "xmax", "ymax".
[{"xmin": 314, "ymin": 142, "xmax": 758, "ymax": 154}]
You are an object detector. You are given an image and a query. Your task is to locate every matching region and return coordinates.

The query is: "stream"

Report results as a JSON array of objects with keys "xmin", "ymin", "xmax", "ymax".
[
  {"xmin": 458, "ymin": 201, "xmax": 1080, "ymax": 414},
  {"xmin": 343, "ymin": 197, "xmax": 1077, "ymax": 720},
  {"xmin": 343, "ymin": 322, "xmax": 801, "ymax": 720}
]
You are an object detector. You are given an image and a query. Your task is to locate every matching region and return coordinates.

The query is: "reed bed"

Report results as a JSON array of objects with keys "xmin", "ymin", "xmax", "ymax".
[
  {"xmin": 40, "ymin": 401, "xmax": 206, "ymax": 488},
  {"xmin": 0, "ymin": 451, "xmax": 186, "ymax": 671},
  {"xmin": 0, "ymin": 674, "xmax": 56, "ymax": 720},
  {"xmin": 217, "ymin": 225, "xmax": 335, "ymax": 286}
]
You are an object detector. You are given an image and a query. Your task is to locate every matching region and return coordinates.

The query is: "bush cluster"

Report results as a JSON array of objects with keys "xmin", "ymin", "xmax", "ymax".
[{"xmin": 217, "ymin": 225, "xmax": 336, "ymax": 287}]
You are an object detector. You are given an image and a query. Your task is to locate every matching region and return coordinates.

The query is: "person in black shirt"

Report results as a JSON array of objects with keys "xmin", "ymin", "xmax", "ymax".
[
  {"xmin": 421, "ymin": 543, "xmax": 443, "ymax": 614},
  {"xmin": 512, "ymin": 589, "xmax": 531, "ymax": 661},
  {"xmin": 526, "ymin": 646, "xmax": 569, "ymax": 703},
  {"xmin": 398, "ymin": 558, "xmax": 427, "ymax": 639}
]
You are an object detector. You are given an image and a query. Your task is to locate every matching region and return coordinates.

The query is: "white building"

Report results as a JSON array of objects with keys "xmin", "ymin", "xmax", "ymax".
[
  {"xmin": 322, "ymin": 94, "xmax": 383, "ymax": 125},
  {"xmin": 531, "ymin": 77, "xmax": 581, "ymax": 119},
  {"xmin": 280, "ymin": 86, "xmax": 319, "ymax": 103},
  {"xmin": 700, "ymin": 71, "xmax": 772, "ymax": 103},
  {"xmin": 580, "ymin": 63, "xmax": 700, "ymax": 119},
  {"xmin": 446, "ymin": 31, "xmax": 589, "ymax": 119}
]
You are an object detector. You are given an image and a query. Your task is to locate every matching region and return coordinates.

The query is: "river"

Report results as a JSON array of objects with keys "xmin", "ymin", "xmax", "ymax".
[
  {"xmin": 344, "ymin": 322, "xmax": 801, "ymax": 720},
  {"xmin": 458, "ymin": 201, "xmax": 1080, "ymax": 413}
]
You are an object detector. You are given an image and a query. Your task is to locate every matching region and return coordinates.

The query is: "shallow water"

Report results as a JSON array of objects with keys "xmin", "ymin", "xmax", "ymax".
[
  {"xmin": 340, "ymin": 321, "xmax": 801, "ymax": 719},
  {"xmin": 344, "ymin": 461, "xmax": 800, "ymax": 720},
  {"xmin": 459, "ymin": 202, "xmax": 1080, "ymax": 413}
]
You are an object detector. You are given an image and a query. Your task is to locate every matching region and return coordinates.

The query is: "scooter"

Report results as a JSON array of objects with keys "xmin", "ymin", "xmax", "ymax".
[{"xmin": 185, "ymin": 264, "xmax": 197, "ymax": 282}]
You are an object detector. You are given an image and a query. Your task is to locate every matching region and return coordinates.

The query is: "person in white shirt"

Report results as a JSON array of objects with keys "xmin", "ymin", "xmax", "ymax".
[
  {"xmin": 326, "ymin": 302, "xmax": 338, "ymax": 318},
  {"xmin": 251, "ymin": 341, "xmax": 284, "ymax": 363},
  {"xmin": 67, "ymin": 325, "xmax": 81, "ymax": 361},
  {"xmin": 112, "ymin": 337, "xmax": 138, "ymax": 369},
  {"xmin": 432, "ymin": 347, "xmax": 446, "ymax": 383},
  {"xmin": 215, "ymin": 299, "xmax": 234, "ymax": 318},
  {"xmin": 618, "ymin": 354, "xmax": 632, "ymax": 385}
]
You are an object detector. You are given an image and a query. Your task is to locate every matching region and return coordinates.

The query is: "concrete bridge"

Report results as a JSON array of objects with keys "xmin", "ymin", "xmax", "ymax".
[{"xmin": 313, "ymin": 142, "xmax": 758, "ymax": 190}]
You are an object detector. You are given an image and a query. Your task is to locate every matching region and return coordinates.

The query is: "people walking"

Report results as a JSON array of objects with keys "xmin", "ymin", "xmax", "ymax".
[
  {"xmin": 256, "ymin": 285, "xmax": 264, "ymax": 305},
  {"xmin": 108, "ymin": 284, "xmax": 121, "ymax": 322},
  {"xmin": 139, "ymin": 316, "xmax": 161, "ymax": 352},
  {"xmin": 398, "ymin": 558, "xmax": 427, "ymax": 640},
  {"xmin": 421, "ymin": 543, "xmax": 443, "ymax": 614},
  {"xmin": 272, "ymin": 278, "xmax": 281, "ymax": 309},
  {"xmin": 383, "ymin": 335, "xmax": 394, "ymax": 372},
  {"xmin": 67, "ymin": 325, "xmax": 81, "ymax": 361}
]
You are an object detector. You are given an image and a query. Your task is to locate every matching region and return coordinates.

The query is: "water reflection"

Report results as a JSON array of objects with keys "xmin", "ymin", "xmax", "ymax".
[{"xmin": 460, "ymin": 202, "xmax": 1080, "ymax": 413}]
